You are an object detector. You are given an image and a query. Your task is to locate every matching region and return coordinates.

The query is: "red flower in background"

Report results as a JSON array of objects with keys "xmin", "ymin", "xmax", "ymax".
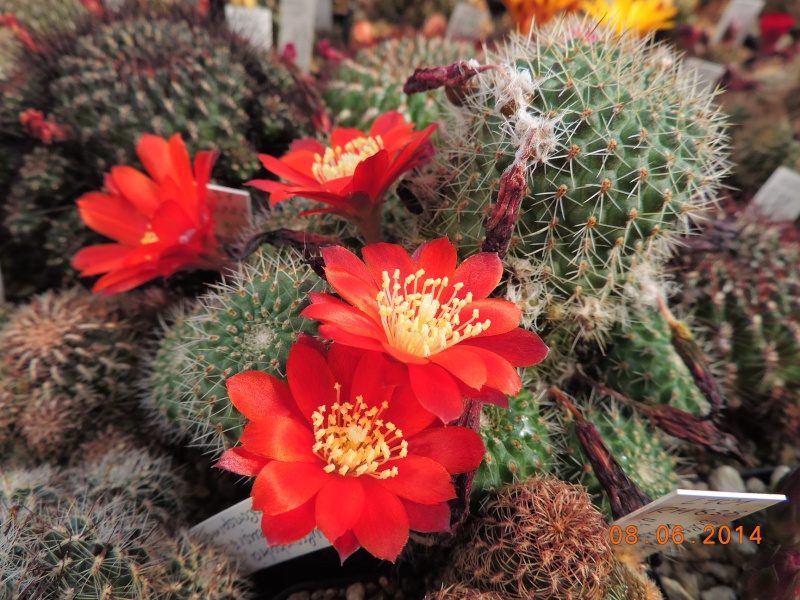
[
  {"xmin": 72, "ymin": 134, "xmax": 224, "ymax": 295},
  {"xmin": 217, "ymin": 339, "xmax": 484, "ymax": 562},
  {"xmin": 759, "ymin": 13, "xmax": 795, "ymax": 54},
  {"xmin": 301, "ymin": 238, "xmax": 549, "ymax": 423},
  {"xmin": 247, "ymin": 111, "xmax": 437, "ymax": 243}
]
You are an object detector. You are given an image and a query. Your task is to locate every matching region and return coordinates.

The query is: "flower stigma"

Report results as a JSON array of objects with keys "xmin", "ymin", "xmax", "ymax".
[
  {"xmin": 311, "ymin": 383, "xmax": 407, "ymax": 478},
  {"xmin": 377, "ymin": 269, "xmax": 491, "ymax": 357},
  {"xmin": 311, "ymin": 136, "xmax": 384, "ymax": 183}
]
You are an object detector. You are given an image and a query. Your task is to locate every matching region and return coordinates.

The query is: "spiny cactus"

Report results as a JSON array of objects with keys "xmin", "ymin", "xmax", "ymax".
[
  {"xmin": 473, "ymin": 387, "xmax": 557, "ymax": 494},
  {"xmin": 144, "ymin": 248, "xmax": 322, "ymax": 454},
  {"xmin": 728, "ymin": 114, "xmax": 800, "ymax": 191},
  {"xmin": 324, "ymin": 35, "xmax": 475, "ymax": 129},
  {"xmin": 417, "ymin": 17, "xmax": 729, "ymax": 343},
  {"xmin": 447, "ymin": 476, "xmax": 615, "ymax": 599},
  {"xmin": 606, "ymin": 561, "xmax": 663, "ymax": 600},
  {"xmin": 560, "ymin": 399, "xmax": 679, "ymax": 514},
  {"xmin": 603, "ymin": 310, "xmax": 708, "ymax": 415},
  {"xmin": 424, "ymin": 584, "xmax": 504, "ymax": 600},
  {"xmin": 677, "ymin": 214, "xmax": 800, "ymax": 442},
  {"xmin": 0, "ymin": 289, "xmax": 137, "ymax": 459},
  {"xmin": 0, "ymin": 0, "xmax": 88, "ymax": 36}
]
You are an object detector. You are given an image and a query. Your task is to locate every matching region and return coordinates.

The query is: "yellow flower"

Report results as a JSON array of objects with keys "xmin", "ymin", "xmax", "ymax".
[
  {"xmin": 581, "ymin": 0, "xmax": 678, "ymax": 37},
  {"xmin": 503, "ymin": 0, "xmax": 581, "ymax": 33},
  {"xmin": 229, "ymin": 0, "xmax": 258, "ymax": 7}
]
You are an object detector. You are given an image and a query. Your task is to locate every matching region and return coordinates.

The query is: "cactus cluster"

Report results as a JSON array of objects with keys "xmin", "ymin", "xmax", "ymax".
[
  {"xmin": 416, "ymin": 17, "xmax": 729, "ymax": 343},
  {"xmin": 354, "ymin": 0, "xmax": 460, "ymax": 27},
  {"xmin": 676, "ymin": 214, "xmax": 800, "ymax": 444},
  {"xmin": 0, "ymin": 288, "xmax": 136, "ymax": 460},
  {"xmin": 446, "ymin": 476, "xmax": 615, "ymax": 599},
  {"xmin": 145, "ymin": 248, "xmax": 322, "ymax": 454},
  {"xmin": 324, "ymin": 35, "xmax": 475, "ymax": 129}
]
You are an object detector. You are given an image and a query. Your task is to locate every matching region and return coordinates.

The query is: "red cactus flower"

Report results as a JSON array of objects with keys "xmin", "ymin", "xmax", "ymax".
[
  {"xmin": 760, "ymin": 13, "xmax": 795, "ymax": 54},
  {"xmin": 0, "ymin": 14, "xmax": 41, "ymax": 52},
  {"xmin": 20, "ymin": 109, "xmax": 67, "ymax": 144},
  {"xmin": 301, "ymin": 238, "xmax": 549, "ymax": 423},
  {"xmin": 216, "ymin": 339, "xmax": 485, "ymax": 562},
  {"xmin": 72, "ymin": 134, "xmax": 225, "ymax": 295},
  {"xmin": 247, "ymin": 111, "xmax": 437, "ymax": 243}
]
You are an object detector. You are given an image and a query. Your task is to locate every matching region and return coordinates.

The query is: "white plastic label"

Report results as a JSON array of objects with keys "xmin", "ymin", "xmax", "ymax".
[
  {"xmin": 279, "ymin": 0, "xmax": 318, "ymax": 72},
  {"xmin": 753, "ymin": 166, "xmax": 800, "ymax": 221},
  {"xmin": 712, "ymin": 0, "xmax": 765, "ymax": 44},
  {"xmin": 190, "ymin": 497, "xmax": 332, "ymax": 574},
  {"xmin": 611, "ymin": 489, "xmax": 786, "ymax": 558},
  {"xmin": 316, "ymin": 0, "xmax": 334, "ymax": 30},
  {"xmin": 446, "ymin": 2, "xmax": 489, "ymax": 41},
  {"xmin": 683, "ymin": 57, "xmax": 726, "ymax": 93},
  {"xmin": 225, "ymin": 6, "xmax": 273, "ymax": 52},
  {"xmin": 208, "ymin": 184, "xmax": 254, "ymax": 243}
]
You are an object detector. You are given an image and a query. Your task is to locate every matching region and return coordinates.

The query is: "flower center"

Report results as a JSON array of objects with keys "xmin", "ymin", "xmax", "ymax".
[
  {"xmin": 311, "ymin": 383, "xmax": 407, "ymax": 478},
  {"xmin": 140, "ymin": 230, "xmax": 159, "ymax": 245},
  {"xmin": 311, "ymin": 135, "xmax": 384, "ymax": 183},
  {"xmin": 377, "ymin": 269, "xmax": 491, "ymax": 357}
]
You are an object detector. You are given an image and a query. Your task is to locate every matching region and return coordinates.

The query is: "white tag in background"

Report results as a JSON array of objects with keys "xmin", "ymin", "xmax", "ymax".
[
  {"xmin": 712, "ymin": 0, "xmax": 765, "ymax": 45},
  {"xmin": 445, "ymin": 2, "xmax": 490, "ymax": 41},
  {"xmin": 753, "ymin": 166, "xmax": 800, "ymax": 222},
  {"xmin": 611, "ymin": 489, "xmax": 786, "ymax": 558},
  {"xmin": 225, "ymin": 6, "xmax": 274, "ymax": 52},
  {"xmin": 315, "ymin": 0, "xmax": 334, "ymax": 30},
  {"xmin": 682, "ymin": 57, "xmax": 726, "ymax": 93},
  {"xmin": 279, "ymin": 0, "xmax": 318, "ymax": 72},
  {"xmin": 190, "ymin": 497, "xmax": 333, "ymax": 574},
  {"xmin": 208, "ymin": 184, "xmax": 254, "ymax": 244}
]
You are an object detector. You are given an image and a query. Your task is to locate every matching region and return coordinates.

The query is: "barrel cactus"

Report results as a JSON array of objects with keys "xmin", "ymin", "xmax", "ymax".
[{"xmin": 417, "ymin": 17, "xmax": 730, "ymax": 343}]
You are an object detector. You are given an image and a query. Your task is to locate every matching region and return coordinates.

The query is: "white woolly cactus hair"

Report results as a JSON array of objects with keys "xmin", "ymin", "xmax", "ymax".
[{"xmin": 415, "ymin": 15, "xmax": 730, "ymax": 343}]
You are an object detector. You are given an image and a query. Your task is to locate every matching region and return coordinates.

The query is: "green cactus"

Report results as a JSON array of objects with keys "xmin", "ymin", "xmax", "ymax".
[
  {"xmin": 418, "ymin": 18, "xmax": 729, "ymax": 343},
  {"xmin": 0, "ymin": 289, "xmax": 137, "ymax": 459},
  {"xmin": 0, "ymin": 0, "xmax": 88, "ymax": 36},
  {"xmin": 473, "ymin": 388, "xmax": 557, "ymax": 495},
  {"xmin": 603, "ymin": 310, "xmax": 708, "ymax": 414},
  {"xmin": 447, "ymin": 476, "xmax": 615, "ymax": 600},
  {"xmin": 560, "ymin": 400, "xmax": 679, "ymax": 515},
  {"xmin": 677, "ymin": 214, "xmax": 800, "ymax": 439},
  {"xmin": 324, "ymin": 35, "xmax": 474, "ymax": 129},
  {"xmin": 354, "ymin": 0, "xmax": 460, "ymax": 27},
  {"xmin": 729, "ymin": 114, "xmax": 800, "ymax": 191},
  {"xmin": 145, "ymin": 248, "xmax": 322, "ymax": 454}
]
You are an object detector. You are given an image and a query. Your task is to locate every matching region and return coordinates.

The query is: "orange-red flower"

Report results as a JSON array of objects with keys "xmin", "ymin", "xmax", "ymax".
[
  {"xmin": 216, "ymin": 339, "xmax": 484, "ymax": 562},
  {"xmin": 502, "ymin": 0, "xmax": 580, "ymax": 33},
  {"xmin": 301, "ymin": 238, "xmax": 550, "ymax": 423},
  {"xmin": 247, "ymin": 111, "xmax": 437, "ymax": 243},
  {"xmin": 72, "ymin": 134, "xmax": 224, "ymax": 295}
]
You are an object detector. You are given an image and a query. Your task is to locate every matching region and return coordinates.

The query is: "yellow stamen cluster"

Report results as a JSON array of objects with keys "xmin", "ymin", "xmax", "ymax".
[
  {"xmin": 311, "ymin": 135, "xmax": 384, "ymax": 183},
  {"xmin": 311, "ymin": 383, "xmax": 407, "ymax": 479},
  {"xmin": 140, "ymin": 229, "xmax": 159, "ymax": 245},
  {"xmin": 377, "ymin": 268, "xmax": 491, "ymax": 357}
]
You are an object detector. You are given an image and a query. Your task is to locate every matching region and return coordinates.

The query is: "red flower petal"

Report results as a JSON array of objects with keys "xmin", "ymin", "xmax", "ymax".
[
  {"xmin": 261, "ymin": 498, "xmax": 317, "ymax": 546},
  {"xmin": 167, "ymin": 134, "xmax": 195, "ymax": 200},
  {"xmin": 240, "ymin": 417, "xmax": 317, "ymax": 463},
  {"xmin": 315, "ymin": 475, "xmax": 365, "ymax": 543},
  {"xmin": 149, "ymin": 200, "xmax": 196, "ymax": 244},
  {"xmin": 327, "ymin": 343, "xmax": 366, "ymax": 400},
  {"xmin": 216, "ymin": 447, "xmax": 270, "ymax": 476},
  {"xmin": 252, "ymin": 461, "xmax": 329, "ymax": 516},
  {"xmin": 324, "ymin": 266, "xmax": 382, "ymax": 320},
  {"xmin": 452, "ymin": 252, "xmax": 504, "ymax": 300},
  {"xmin": 318, "ymin": 324, "xmax": 385, "ymax": 352},
  {"xmin": 137, "ymin": 134, "xmax": 173, "ymax": 184},
  {"xmin": 406, "ymin": 427, "xmax": 485, "ymax": 475},
  {"xmin": 361, "ymin": 243, "xmax": 415, "ymax": 288},
  {"xmin": 352, "ymin": 477, "xmax": 409, "ymax": 562},
  {"xmin": 333, "ymin": 531, "xmax": 361, "ymax": 563},
  {"xmin": 383, "ymin": 384, "xmax": 437, "ymax": 438},
  {"xmin": 320, "ymin": 245, "xmax": 374, "ymax": 287},
  {"xmin": 462, "ymin": 328, "xmax": 549, "ymax": 366},
  {"xmin": 408, "ymin": 363, "xmax": 465, "ymax": 423},
  {"xmin": 379, "ymin": 341, "xmax": 431, "ymax": 366},
  {"xmin": 301, "ymin": 298, "xmax": 386, "ymax": 341},
  {"xmin": 72, "ymin": 244, "xmax": 130, "ymax": 275},
  {"xmin": 369, "ymin": 111, "xmax": 406, "ymax": 137},
  {"xmin": 226, "ymin": 371, "xmax": 297, "ymax": 421},
  {"xmin": 401, "ymin": 499, "xmax": 451, "ymax": 533},
  {"xmin": 110, "ymin": 166, "xmax": 161, "ymax": 217},
  {"xmin": 351, "ymin": 150, "xmax": 390, "ymax": 202},
  {"xmin": 414, "ymin": 237, "xmax": 457, "ymax": 281},
  {"xmin": 331, "ymin": 127, "xmax": 370, "ymax": 150},
  {"xmin": 463, "ymin": 345, "xmax": 522, "ymax": 396},
  {"xmin": 77, "ymin": 192, "xmax": 148, "ymax": 246},
  {"xmin": 429, "ymin": 347, "xmax": 487, "ymax": 391},
  {"xmin": 350, "ymin": 350, "xmax": 394, "ymax": 407},
  {"xmin": 287, "ymin": 342, "xmax": 338, "ymax": 422},
  {"xmin": 376, "ymin": 456, "xmax": 455, "ymax": 504},
  {"xmin": 466, "ymin": 298, "xmax": 522, "ymax": 336},
  {"xmin": 256, "ymin": 153, "xmax": 321, "ymax": 188},
  {"xmin": 91, "ymin": 266, "xmax": 162, "ymax": 296},
  {"xmin": 290, "ymin": 138, "xmax": 326, "ymax": 154}
]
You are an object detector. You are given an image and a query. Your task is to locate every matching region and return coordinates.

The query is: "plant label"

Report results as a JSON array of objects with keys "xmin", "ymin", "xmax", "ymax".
[
  {"xmin": 753, "ymin": 166, "xmax": 800, "ymax": 221},
  {"xmin": 190, "ymin": 497, "xmax": 332, "ymax": 574},
  {"xmin": 316, "ymin": 0, "xmax": 334, "ymax": 30},
  {"xmin": 279, "ymin": 0, "xmax": 318, "ymax": 72},
  {"xmin": 225, "ymin": 6, "xmax": 274, "ymax": 52},
  {"xmin": 446, "ymin": 2, "xmax": 490, "ymax": 41},
  {"xmin": 682, "ymin": 57, "xmax": 726, "ymax": 93},
  {"xmin": 611, "ymin": 489, "xmax": 786, "ymax": 558},
  {"xmin": 712, "ymin": 0, "xmax": 765, "ymax": 45},
  {"xmin": 208, "ymin": 184, "xmax": 254, "ymax": 244}
]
